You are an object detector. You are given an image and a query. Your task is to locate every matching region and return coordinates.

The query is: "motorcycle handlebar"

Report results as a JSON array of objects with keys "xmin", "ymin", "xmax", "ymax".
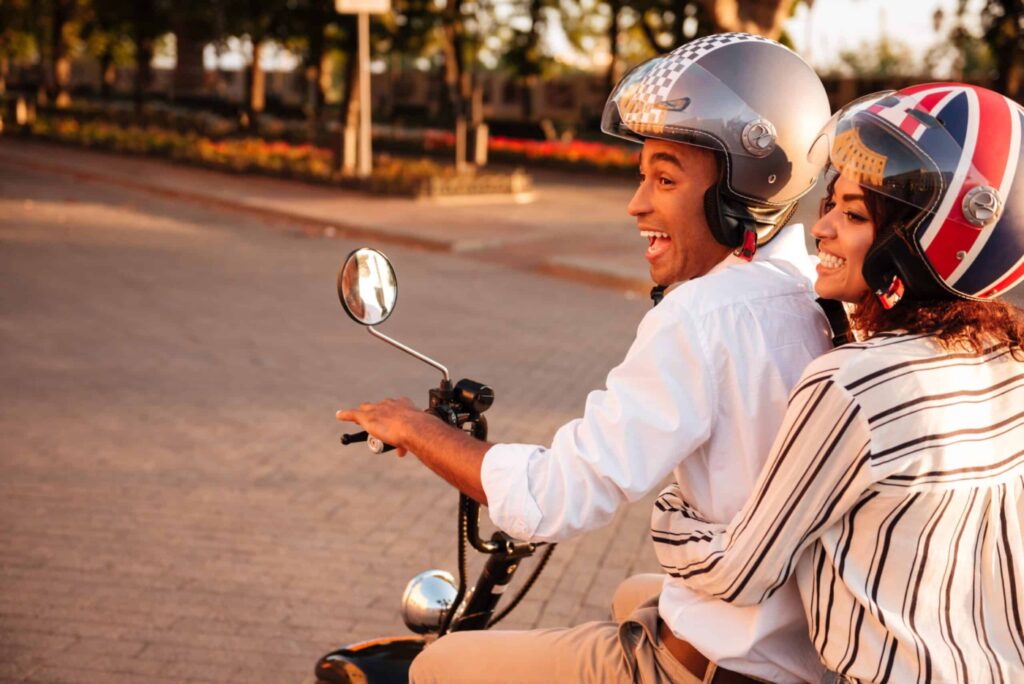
[{"xmin": 341, "ymin": 431, "xmax": 396, "ymax": 453}]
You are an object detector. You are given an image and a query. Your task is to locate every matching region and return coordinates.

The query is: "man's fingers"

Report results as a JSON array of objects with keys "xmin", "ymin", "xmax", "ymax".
[{"xmin": 336, "ymin": 408, "xmax": 368, "ymax": 424}]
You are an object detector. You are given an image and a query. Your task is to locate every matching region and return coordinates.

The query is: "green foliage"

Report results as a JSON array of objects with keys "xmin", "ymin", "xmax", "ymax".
[{"xmin": 831, "ymin": 34, "xmax": 917, "ymax": 79}]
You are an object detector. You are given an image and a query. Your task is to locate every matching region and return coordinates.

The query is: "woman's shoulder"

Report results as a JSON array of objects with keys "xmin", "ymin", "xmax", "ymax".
[{"xmin": 797, "ymin": 333, "xmax": 938, "ymax": 391}]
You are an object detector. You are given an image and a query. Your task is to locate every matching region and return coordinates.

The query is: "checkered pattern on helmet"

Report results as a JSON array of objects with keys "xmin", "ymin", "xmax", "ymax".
[
  {"xmin": 618, "ymin": 32, "xmax": 776, "ymax": 131},
  {"xmin": 669, "ymin": 32, "xmax": 774, "ymax": 70}
]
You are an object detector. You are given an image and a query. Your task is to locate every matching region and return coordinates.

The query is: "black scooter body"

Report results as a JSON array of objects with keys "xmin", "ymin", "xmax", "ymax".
[{"xmin": 315, "ymin": 636, "xmax": 426, "ymax": 684}]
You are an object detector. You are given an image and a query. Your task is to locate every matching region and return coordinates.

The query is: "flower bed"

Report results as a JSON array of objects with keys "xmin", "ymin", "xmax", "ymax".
[
  {"xmin": 419, "ymin": 129, "xmax": 638, "ymax": 174},
  {"xmin": 23, "ymin": 115, "xmax": 532, "ymax": 199}
]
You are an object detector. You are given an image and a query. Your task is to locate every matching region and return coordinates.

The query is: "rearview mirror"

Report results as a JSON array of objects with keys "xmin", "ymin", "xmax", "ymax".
[{"xmin": 337, "ymin": 248, "xmax": 398, "ymax": 326}]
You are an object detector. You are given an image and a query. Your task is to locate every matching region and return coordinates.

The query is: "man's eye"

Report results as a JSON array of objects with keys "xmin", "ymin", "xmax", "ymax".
[
  {"xmin": 658, "ymin": 176, "xmax": 675, "ymax": 187},
  {"xmin": 637, "ymin": 172, "xmax": 646, "ymax": 183}
]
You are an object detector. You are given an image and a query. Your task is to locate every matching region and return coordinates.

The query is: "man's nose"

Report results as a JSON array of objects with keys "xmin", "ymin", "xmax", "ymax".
[{"xmin": 627, "ymin": 184, "xmax": 649, "ymax": 216}]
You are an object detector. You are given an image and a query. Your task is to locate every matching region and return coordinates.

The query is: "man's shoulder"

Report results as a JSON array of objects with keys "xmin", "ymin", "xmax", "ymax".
[{"xmin": 663, "ymin": 259, "xmax": 816, "ymax": 317}]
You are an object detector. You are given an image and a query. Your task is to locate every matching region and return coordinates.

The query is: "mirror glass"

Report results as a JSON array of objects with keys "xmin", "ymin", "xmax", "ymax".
[{"xmin": 337, "ymin": 248, "xmax": 398, "ymax": 326}]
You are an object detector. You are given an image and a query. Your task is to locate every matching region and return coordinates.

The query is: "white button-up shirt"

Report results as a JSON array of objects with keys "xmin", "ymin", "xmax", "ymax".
[{"xmin": 481, "ymin": 224, "xmax": 832, "ymax": 683}]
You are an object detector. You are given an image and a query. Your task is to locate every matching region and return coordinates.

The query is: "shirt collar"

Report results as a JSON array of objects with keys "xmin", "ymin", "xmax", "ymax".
[{"xmin": 704, "ymin": 223, "xmax": 809, "ymax": 277}]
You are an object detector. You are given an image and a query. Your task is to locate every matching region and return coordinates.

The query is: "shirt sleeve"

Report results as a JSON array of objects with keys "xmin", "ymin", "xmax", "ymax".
[
  {"xmin": 649, "ymin": 371, "xmax": 876, "ymax": 605},
  {"xmin": 482, "ymin": 299, "xmax": 717, "ymax": 542}
]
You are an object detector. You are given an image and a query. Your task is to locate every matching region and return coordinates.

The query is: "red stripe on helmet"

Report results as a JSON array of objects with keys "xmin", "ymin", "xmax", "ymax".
[
  {"xmin": 924, "ymin": 86, "xmax": 1013, "ymax": 280},
  {"xmin": 917, "ymin": 91, "xmax": 948, "ymax": 112}
]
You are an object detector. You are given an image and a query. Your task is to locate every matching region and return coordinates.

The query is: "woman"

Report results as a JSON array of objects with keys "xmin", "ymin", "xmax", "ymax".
[{"xmin": 649, "ymin": 83, "xmax": 1024, "ymax": 683}]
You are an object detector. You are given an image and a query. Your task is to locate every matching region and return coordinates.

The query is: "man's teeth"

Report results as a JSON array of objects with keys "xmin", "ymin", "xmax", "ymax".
[
  {"xmin": 818, "ymin": 251, "xmax": 846, "ymax": 268},
  {"xmin": 640, "ymin": 230, "xmax": 670, "ymax": 239}
]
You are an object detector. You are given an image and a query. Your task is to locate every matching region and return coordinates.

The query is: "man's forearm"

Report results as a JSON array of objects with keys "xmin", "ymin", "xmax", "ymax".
[{"xmin": 404, "ymin": 415, "xmax": 491, "ymax": 505}]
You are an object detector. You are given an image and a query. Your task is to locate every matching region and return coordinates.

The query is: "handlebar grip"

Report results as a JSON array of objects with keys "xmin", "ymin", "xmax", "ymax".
[
  {"xmin": 341, "ymin": 431, "xmax": 368, "ymax": 445},
  {"xmin": 342, "ymin": 431, "xmax": 396, "ymax": 453}
]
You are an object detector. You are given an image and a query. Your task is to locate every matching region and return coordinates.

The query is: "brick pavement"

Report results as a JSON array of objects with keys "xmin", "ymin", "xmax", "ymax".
[{"xmin": 0, "ymin": 159, "xmax": 663, "ymax": 683}]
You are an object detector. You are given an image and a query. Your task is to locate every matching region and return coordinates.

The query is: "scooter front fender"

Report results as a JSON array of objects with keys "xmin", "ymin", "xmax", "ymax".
[{"xmin": 315, "ymin": 635, "xmax": 426, "ymax": 684}]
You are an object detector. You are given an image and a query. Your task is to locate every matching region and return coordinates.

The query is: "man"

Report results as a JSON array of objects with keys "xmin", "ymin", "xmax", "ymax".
[{"xmin": 338, "ymin": 34, "xmax": 833, "ymax": 683}]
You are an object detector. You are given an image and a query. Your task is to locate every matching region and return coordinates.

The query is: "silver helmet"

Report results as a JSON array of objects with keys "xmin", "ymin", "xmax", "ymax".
[{"xmin": 602, "ymin": 33, "xmax": 831, "ymax": 252}]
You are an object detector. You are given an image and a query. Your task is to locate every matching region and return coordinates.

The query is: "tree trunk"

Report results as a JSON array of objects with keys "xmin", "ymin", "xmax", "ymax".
[
  {"xmin": 50, "ymin": 0, "xmax": 72, "ymax": 106},
  {"xmin": 173, "ymin": 23, "xmax": 207, "ymax": 101},
  {"xmin": 605, "ymin": 0, "xmax": 623, "ymax": 93},
  {"xmin": 441, "ymin": 0, "xmax": 470, "ymax": 170},
  {"xmin": 697, "ymin": 0, "xmax": 790, "ymax": 39},
  {"xmin": 304, "ymin": 45, "xmax": 325, "ymax": 138},
  {"xmin": 991, "ymin": 2, "xmax": 1024, "ymax": 100},
  {"xmin": 305, "ymin": 2, "xmax": 327, "ymax": 129},
  {"xmin": 246, "ymin": 39, "xmax": 266, "ymax": 128},
  {"xmin": 335, "ymin": 45, "xmax": 360, "ymax": 173},
  {"xmin": 133, "ymin": 39, "xmax": 153, "ymax": 119},
  {"xmin": 520, "ymin": 0, "xmax": 543, "ymax": 120},
  {"xmin": 99, "ymin": 48, "xmax": 115, "ymax": 99}
]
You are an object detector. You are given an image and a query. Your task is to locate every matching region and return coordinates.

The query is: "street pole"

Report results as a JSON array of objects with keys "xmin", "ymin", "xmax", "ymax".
[
  {"xmin": 358, "ymin": 11, "xmax": 371, "ymax": 178},
  {"xmin": 336, "ymin": 0, "xmax": 388, "ymax": 178}
]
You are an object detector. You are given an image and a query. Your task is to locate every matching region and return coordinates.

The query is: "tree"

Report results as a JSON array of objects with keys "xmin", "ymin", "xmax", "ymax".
[
  {"xmin": 128, "ymin": 1, "xmax": 169, "ymax": 116},
  {"xmin": 695, "ymin": 0, "xmax": 797, "ymax": 39},
  {"xmin": 501, "ymin": 0, "xmax": 553, "ymax": 120},
  {"xmin": 222, "ymin": 0, "xmax": 291, "ymax": 127},
  {"xmin": 79, "ymin": 0, "xmax": 140, "ymax": 98},
  {"xmin": 829, "ymin": 34, "xmax": 916, "ymax": 80},
  {"xmin": 960, "ymin": 0, "xmax": 1024, "ymax": 98},
  {"xmin": 170, "ymin": 1, "xmax": 223, "ymax": 101},
  {"xmin": 626, "ymin": 0, "xmax": 714, "ymax": 55},
  {"xmin": 925, "ymin": 8, "xmax": 994, "ymax": 84},
  {"xmin": 0, "ymin": 0, "xmax": 39, "ymax": 95}
]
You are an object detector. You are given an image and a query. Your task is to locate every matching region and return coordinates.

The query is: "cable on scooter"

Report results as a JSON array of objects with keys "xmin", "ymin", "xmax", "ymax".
[{"xmin": 438, "ymin": 493, "xmax": 472, "ymax": 636}]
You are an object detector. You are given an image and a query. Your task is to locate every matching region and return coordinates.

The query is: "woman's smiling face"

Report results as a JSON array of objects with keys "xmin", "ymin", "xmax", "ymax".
[{"xmin": 811, "ymin": 173, "xmax": 876, "ymax": 303}]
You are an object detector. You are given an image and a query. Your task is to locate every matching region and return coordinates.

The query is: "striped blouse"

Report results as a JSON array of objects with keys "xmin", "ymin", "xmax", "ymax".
[{"xmin": 651, "ymin": 333, "xmax": 1024, "ymax": 683}]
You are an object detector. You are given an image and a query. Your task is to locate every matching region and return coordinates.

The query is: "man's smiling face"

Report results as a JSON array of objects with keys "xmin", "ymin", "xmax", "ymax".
[{"xmin": 628, "ymin": 140, "xmax": 730, "ymax": 286}]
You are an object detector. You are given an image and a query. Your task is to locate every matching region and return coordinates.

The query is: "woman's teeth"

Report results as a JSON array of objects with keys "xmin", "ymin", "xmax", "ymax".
[{"xmin": 818, "ymin": 251, "xmax": 846, "ymax": 269}]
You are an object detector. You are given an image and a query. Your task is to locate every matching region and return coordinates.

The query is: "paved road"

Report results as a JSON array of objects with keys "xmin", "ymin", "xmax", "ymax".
[{"xmin": 0, "ymin": 158, "xmax": 664, "ymax": 683}]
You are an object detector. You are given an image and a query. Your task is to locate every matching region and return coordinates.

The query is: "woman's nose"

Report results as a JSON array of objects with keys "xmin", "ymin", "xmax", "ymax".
[{"xmin": 810, "ymin": 214, "xmax": 836, "ymax": 241}]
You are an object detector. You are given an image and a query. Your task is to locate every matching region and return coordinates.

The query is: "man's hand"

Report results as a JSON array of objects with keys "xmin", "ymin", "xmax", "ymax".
[
  {"xmin": 336, "ymin": 397, "xmax": 429, "ymax": 457},
  {"xmin": 335, "ymin": 397, "xmax": 492, "ymax": 504}
]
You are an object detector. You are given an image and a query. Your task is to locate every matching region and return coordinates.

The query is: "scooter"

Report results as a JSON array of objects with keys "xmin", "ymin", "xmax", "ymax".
[{"xmin": 314, "ymin": 247, "xmax": 556, "ymax": 684}]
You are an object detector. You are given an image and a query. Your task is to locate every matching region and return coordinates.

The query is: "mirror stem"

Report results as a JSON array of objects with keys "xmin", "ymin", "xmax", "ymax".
[{"xmin": 367, "ymin": 326, "xmax": 450, "ymax": 382}]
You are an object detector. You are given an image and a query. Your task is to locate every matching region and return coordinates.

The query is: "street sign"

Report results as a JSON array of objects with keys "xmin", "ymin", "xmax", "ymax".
[{"xmin": 335, "ymin": 0, "xmax": 391, "ymax": 13}]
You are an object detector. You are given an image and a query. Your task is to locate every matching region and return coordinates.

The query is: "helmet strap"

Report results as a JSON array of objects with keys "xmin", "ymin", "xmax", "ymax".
[
  {"xmin": 650, "ymin": 284, "xmax": 667, "ymax": 307},
  {"xmin": 862, "ymin": 228, "xmax": 950, "ymax": 305},
  {"xmin": 703, "ymin": 182, "xmax": 798, "ymax": 258}
]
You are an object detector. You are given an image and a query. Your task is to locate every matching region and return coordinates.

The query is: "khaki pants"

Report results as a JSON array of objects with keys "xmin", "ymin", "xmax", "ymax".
[{"xmin": 409, "ymin": 574, "xmax": 701, "ymax": 684}]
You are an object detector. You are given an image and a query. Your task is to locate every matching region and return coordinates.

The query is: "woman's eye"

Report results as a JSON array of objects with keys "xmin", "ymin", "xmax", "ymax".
[
  {"xmin": 844, "ymin": 211, "xmax": 868, "ymax": 223},
  {"xmin": 819, "ymin": 199, "xmax": 836, "ymax": 216}
]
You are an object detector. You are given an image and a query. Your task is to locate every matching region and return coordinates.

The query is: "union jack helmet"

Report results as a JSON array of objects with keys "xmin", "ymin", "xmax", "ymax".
[
  {"xmin": 601, "ymin": 33, "xmax": 831, "ymax": 252},
  {"xmin": 813, "ymin": 83, "xmax": 1024, "ymax": 303}
]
